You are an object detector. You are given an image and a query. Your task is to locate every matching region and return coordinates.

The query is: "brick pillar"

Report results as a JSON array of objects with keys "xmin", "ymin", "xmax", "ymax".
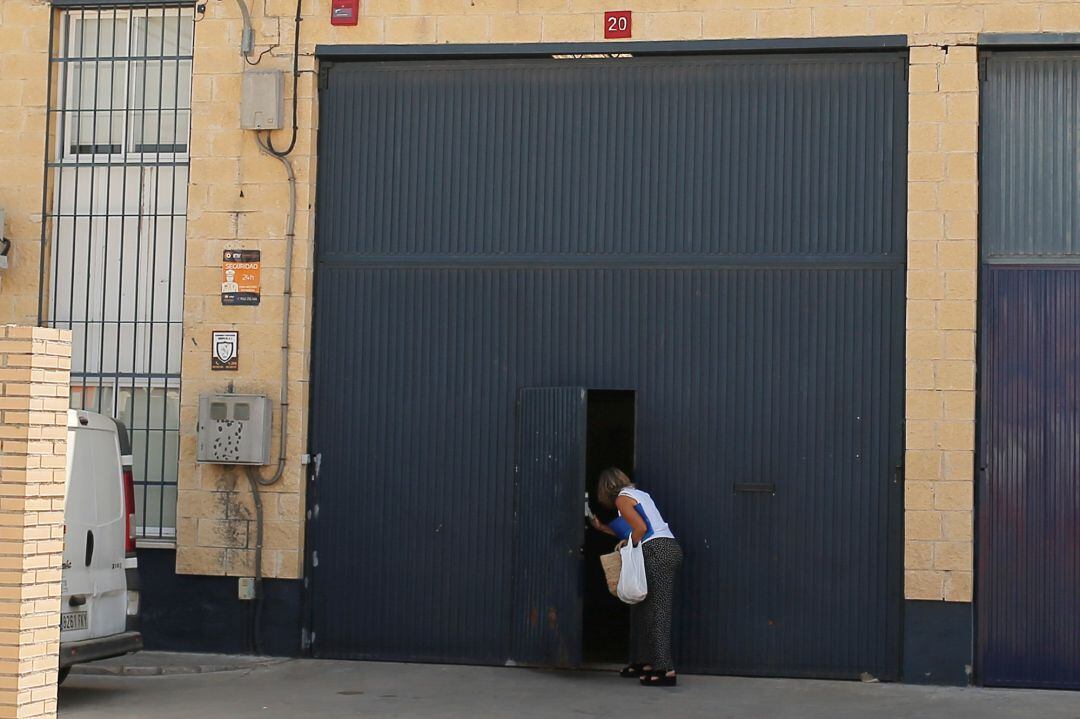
[
  {"xmin": 904, "ymin": 45, "xmax": 979, "ymax": 603},
  {"xmin": 0, "ymin": 326, "xmax": 71, "ymax": 719}
]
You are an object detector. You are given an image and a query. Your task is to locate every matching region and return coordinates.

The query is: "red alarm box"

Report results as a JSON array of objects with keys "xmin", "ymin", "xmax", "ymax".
[{"xmin": 330, "ymin": 0, "xmax": 359, "ymax": 26}]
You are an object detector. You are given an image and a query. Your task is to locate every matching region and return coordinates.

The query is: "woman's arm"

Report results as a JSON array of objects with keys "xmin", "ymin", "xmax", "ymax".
[{"xmin": 615, "ymin": 495, "xmax": 648, "ymax": 545}]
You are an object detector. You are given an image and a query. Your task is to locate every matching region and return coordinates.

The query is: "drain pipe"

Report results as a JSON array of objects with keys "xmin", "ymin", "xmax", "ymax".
[{"xmin": 244, "ymin": 132, "xmax": 296, "ymax": 654}]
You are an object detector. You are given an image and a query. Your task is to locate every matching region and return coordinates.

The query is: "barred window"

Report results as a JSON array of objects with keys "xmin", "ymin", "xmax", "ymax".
[{"xmin": 44, "ymin": 7, "xmax": 194, "ymax": 542}]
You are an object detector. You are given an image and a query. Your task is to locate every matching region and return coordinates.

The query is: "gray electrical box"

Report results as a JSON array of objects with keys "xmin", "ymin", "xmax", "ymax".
[
  {"xmin": 197, "ymin": 394, "xmax": 273, "ymax": 465},
  {"xmin": 240, "ymin": 70, "xmax": 284, "ymax": 130}
]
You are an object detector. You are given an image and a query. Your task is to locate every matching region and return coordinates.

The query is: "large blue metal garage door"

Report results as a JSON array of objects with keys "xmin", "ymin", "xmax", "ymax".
[
  {"xmin": 978, "ymin": 50, "xmax": 1080, "ymax": 689},
  {"xmin": 308, "ymin": 52, "xmax": 907, "ymax": 678}
]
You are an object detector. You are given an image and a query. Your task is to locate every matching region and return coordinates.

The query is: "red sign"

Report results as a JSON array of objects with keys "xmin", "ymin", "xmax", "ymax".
[{"xmin": 604, "ymin": 10, "xmax": 632, "ymax": 39}]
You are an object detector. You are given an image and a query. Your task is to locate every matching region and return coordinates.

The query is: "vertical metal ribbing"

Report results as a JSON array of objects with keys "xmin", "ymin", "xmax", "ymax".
[
  {"xmin": 139, "ymin": 5, "xmax": 167, "ymax": 535},
  {"xmin": 310, "ymin": 54, "xmax": 906, "ymax": 676},
  {"xmin": 979, "ymin": 50, "xmax": 1080, "ymax": 690},
  {"xmin": 65, "ymin": 10, "xmax": 86, "ymax": 362},
  {"xmin": 94, "ymin": 8, "xmax": 120, "ymax": 415},
  {"xmin": 131, "ymin": 6, "xmax": 150, "ymax": 534},
  {"xmin": 112, "ymin": 5, "xmax": 132, "ymax": 432},
  {"xmin": 78, "ymin": 11, "xmax": 104, "ymax": 409},
  {"xmin": 159, "ymin": 7, "xmax": 186, "ymax": 535}
]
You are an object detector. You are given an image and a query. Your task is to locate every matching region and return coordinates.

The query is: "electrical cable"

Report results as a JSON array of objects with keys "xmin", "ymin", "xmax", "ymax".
[
  {"xmin": 244, "ymin": 42, "xmax": 278, "ymax": 66},
  {"xmin": 244, "ymin": 131, "xmax": 297, "ymax": 654},
  {"xmin": 266, "ymin": 0, "xmax": 302, "ymax": 157}
]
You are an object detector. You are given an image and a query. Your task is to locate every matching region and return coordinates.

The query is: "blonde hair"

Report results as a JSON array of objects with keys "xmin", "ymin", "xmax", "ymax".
[{"xmin": 596, "ymin": 467, "xmax": 633, "ymax": 508}]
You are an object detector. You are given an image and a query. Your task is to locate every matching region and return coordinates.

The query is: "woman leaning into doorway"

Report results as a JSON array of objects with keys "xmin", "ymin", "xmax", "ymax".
[{"xmin": 590, "ymin": 468, "xmax": 683, "ymax": 687}]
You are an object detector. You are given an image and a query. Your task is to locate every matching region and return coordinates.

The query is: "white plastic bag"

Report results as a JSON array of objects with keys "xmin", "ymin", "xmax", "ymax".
[{"xmin": 616, "ymin": 539, "xmax": 648, "ymax": 604}]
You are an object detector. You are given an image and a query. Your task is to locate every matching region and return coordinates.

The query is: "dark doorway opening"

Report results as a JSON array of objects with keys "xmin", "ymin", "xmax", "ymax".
[{"xmin": 583, "ymin": 390, "xmax": 635, "ymax": 664}]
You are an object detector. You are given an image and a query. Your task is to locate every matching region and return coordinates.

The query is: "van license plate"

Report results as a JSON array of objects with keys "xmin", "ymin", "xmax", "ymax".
[{"xmin": 60, "ymin": 612, "xmax": 87, "ymax": 631}]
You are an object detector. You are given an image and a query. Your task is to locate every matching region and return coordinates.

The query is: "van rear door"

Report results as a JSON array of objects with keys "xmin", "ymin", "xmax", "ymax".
[{"xmin": 62, "ymin": 411, "xmax": 127, "ymax": 643}]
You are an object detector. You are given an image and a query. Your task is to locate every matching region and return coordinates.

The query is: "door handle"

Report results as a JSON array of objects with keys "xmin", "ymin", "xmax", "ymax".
[
  {"xmin": 733, "ymin": 483, "xmax": 775, "ymax": 494},
  {"xmin": 68, "ymin": 594, "xmax": 87, "ymax": 607},
  {"xmin": 84, "ymin": 530, "xmax": 94, "ymax": 567}
]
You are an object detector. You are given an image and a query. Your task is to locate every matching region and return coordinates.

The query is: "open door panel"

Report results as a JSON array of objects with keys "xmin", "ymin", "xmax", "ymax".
[{"xmin": 509, "ymin": 387, "xmax": 587, "ymax": 668}]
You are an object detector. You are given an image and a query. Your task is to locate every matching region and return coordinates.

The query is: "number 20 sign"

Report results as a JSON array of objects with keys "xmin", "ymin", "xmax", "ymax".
[{"xmin": 604, "ymin": 10, "xmax": 632, "ymax": 39}]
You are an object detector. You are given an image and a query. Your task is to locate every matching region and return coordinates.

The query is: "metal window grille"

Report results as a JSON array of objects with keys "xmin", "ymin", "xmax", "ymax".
[{"xmin": 38, "ymin": 6, "xmax": 194, "ymax": 541}]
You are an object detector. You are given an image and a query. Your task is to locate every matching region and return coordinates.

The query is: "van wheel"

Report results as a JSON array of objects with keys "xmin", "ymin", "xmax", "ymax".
[{"xmin": 58, "ymin": 667, "xmax": 70, "ymax": 685}]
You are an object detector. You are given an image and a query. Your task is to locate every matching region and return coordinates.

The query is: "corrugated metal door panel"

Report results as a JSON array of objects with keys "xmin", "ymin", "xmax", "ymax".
[
  {"xmin": 978, "ymin": 268, "xmax": 1080, "ymax": 689},
  {"xmin": 510, "ymin": 387, "xmax": 586, "ymax": 668},
  {"xmin": 308, "ymin": 266, "xmax": 904, "ymax": 675},
  {"xmin": 981, "ymin": 51, "xmax": 1080, "ymax": 261},
  {"xmin": 309, "ymin": 51, "xmax": 906, "ymax": 676},
  {"xmin": 317, "ymin": 54, "xmax": 906, "ymax": 261},
  {"xmin": 979, "ymin": 50, "xmax": 1080, "ymax": 689}
]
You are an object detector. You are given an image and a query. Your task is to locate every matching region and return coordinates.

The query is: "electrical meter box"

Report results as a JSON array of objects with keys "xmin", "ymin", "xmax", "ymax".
[
  {"xmin": 197, "ymin": 394, "xmax": 273, "ymax": 465},
  {"xmin": 240, "ymin": 70, "xmax": 284, "ymax": 130}
]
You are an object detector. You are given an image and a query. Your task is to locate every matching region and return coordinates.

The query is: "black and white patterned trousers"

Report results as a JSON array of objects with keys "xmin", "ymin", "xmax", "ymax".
[{"xmin": 629, "ymin": 537, "xmax": 683, "ymax": 672}]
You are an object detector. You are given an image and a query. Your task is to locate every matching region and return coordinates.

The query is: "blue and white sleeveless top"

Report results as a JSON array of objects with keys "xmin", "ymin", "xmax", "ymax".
[{"xmin": 609, "ymin": 487, "xmax": 675, "ymax": 543}]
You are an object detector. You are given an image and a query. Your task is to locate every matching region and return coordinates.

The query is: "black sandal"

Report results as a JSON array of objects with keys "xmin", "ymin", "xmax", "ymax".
[
  {"xmin": 619, "ymin": 664, "xmax": 649, "ymax": 678},
  {"xmin": 640, "ymin": 670, "xmax": 677, "ymax": 687}
]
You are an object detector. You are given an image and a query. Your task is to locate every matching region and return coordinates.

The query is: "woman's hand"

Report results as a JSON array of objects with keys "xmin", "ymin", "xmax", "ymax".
[{"xmin": 590, "ymin": 516, "xmax": 616, "ymax": 536}]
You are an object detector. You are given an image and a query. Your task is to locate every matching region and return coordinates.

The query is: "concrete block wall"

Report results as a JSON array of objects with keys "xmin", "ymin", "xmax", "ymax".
[
  {"xmin": 904, "ymin": 45, "xmax": 978, "ymax": 602},
  {"xmin": 0, "ymin": 0, "xmax": 51, "ymax": 328},
  {"xmin": 4, "ymin": 0, "xmax": 1080, "ymax": 599},
  {"xmin": 0, "ymin": 326, "xmax": 71, "ymax": 719},
  {"xmin": 177, "ymin": 42, "xmax": 314, "ymax": 575}
]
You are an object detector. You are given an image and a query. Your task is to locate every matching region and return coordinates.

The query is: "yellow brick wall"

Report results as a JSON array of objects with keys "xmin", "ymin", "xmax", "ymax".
[
  {"xmin": 0, "ymin": 0, "xmax": 52, "ymax": 328},
  {"xmin": 0, "ymin": 326, "xmax": 71, "ymax": 719},
  {"xmin": 6, "ymin": 0, "xmax": 1080, "ymax": 597},
  {"xmin": 904, "ymin": 45, "xmax": 978, "ymax": 602}
]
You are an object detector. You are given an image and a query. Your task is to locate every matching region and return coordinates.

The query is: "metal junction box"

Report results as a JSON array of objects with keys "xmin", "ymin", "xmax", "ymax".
[
  {"xmin": 240, "ymin": 70, "xmax": 284, "ymax": 130},
  {"xmin": 197, "ymin": 394, "xmax": 273, "ymax": 465}
]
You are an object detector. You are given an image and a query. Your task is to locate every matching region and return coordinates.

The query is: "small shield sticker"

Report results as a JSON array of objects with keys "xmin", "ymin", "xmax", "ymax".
[{"xmin": 211, "ymin": 331, "xmax": 239, "ymax": 371}]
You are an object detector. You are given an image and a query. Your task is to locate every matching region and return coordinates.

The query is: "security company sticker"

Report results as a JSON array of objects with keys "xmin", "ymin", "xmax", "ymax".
[
  {"xmin": 221, "ymin": 249, "xmax": 261, "ymax": 305},
  {"xmin": 211, "ymin": 331, "xmax": 239, "ymax": 371}
]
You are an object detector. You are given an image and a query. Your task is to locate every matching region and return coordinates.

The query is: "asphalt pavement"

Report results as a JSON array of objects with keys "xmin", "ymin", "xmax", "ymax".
[{"xmin": 58, "ymin": 654, "xmax": 1080, "ymax": 719}]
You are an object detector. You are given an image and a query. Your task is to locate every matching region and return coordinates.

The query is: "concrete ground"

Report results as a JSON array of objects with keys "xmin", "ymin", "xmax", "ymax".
[{"xmin": 59, "ymin": 654, "xmax": 1080, "ymax": 719}]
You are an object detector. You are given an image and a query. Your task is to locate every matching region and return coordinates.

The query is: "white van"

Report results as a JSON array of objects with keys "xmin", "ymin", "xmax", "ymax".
[{"xmin": 59, "ymin": 410, "xmax": 142, "ymax": 682}]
